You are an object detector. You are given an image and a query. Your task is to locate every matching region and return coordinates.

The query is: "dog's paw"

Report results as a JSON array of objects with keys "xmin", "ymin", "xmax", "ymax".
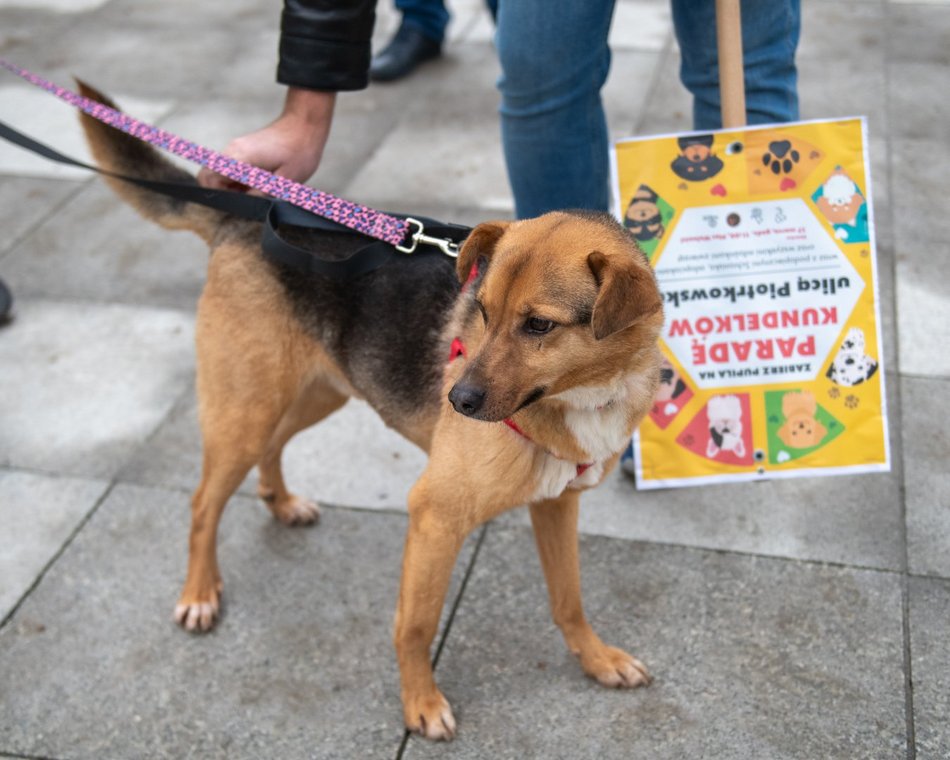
[
  {"xmin": 579, "ymin": 644, "xmax": 652, "ymax": 689},
  {"xmin": 174, "ymin": 586, "xmax": 221, "ymax": 633},
  {"xmin": 262, "ymin": 492, "xmax": 321, "ymax": 526},
  {"xmin": 403, "ymin": 690, "xmax": 457, "ymax": 741}
]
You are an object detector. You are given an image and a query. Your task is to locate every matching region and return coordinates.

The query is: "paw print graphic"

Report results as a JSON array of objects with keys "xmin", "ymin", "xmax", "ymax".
[
  {"xmin": 828, "ymin": 387, "xmax": 841, "ymax": 400},
  {"xmin": 845, "ymin": 395, "xmax": 859, "ymax": 409},
  {"xmin": 762, "ymin": 140, "xmax": 800, "ymax": 175}
]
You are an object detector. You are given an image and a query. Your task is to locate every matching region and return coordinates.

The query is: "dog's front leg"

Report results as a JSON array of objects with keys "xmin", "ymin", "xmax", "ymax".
[
  {"xmin": 529, "ymin": 491, "xmax": 651, "ymax": 689},
  {"xmin": 394, "ymin": 478, "xmax": 466, "ymax": 741}
]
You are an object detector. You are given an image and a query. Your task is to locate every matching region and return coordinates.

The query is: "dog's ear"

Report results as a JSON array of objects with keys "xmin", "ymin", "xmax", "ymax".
[
  {"xmin": 587, "ymin": 250, "xmax": 662, "ymax": 340},
  {"xmin": 456, "ymin": 222, "xmax": 510, "ymax": 284}
]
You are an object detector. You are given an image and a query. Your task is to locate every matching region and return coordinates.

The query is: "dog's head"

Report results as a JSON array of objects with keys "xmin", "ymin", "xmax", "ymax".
[
  {"xmin": 776, "ymin": 391, "xmax": 827, "ymax": 449},
  {"xmin": 447, "ymin": 211, "xmax": 663, "ymax": 421},
  {"xmin": 826, "ymin": 327, "xmax": 878, "ymax": 386},
  {"xmin": 705, "ymin": 394, "xmax": 745, "ymax": 457}
]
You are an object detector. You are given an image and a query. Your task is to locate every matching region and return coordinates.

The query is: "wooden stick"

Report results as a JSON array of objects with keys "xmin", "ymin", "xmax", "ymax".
[{"xmin": 716, "ymin": 0, "xmax": 746, "ymax": 128}]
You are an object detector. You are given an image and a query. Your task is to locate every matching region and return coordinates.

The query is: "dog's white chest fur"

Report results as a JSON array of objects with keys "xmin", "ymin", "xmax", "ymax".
[{"xmin": 528, "ymin": 373, "xmax": 639, "ymax": 501}]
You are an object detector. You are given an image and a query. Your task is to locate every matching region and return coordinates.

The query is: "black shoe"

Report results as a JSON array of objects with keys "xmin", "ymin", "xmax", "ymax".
[
  {"xmin": 0, "ymin": 277, "xmax": 12, "ymax": 325},
  {"xmin": 370, "ymin": 23, "xmax": 442, "ymax": 83}
]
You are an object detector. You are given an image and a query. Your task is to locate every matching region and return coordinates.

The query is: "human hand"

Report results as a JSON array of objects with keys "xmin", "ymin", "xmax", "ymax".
[{"xmin": 198, "ymin": 87, "xmax": 336, "ymax": 192}]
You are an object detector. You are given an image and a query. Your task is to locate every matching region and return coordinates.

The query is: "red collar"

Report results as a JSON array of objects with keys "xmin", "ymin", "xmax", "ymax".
[{"xmin": 503, "ymin": 417, "xmax": 593, "ymax": 478}]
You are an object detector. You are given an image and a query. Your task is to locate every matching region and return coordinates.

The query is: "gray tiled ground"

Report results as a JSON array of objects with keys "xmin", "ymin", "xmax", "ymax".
[
  {"xmin": 909, "ymin": 577, "xmax": 950, "ymax": 759},
  {"xmin": 0, "ymin": 484, "xmax": 479, "ymax": 760},
  {"xmin": 1, "ymin": 0, "xmax": 948, "ymax": 757},
  {"xmin": 404, "ymin": 526, "xmax": 906, "ymax": 760}
]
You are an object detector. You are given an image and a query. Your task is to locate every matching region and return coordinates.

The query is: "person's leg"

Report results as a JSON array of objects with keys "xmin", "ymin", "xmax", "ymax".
[
  {"xmin": 394, "ymin": 0, "xmax": 450, "ymax": 43},
  {"xmin": 371, "ymin": 0, "xmax": 449, "ymax": 82},
  {"xmin": 496, "ymin": 0, "xmax": 617, "ymax": 219},
  {"xmin": 672, "ymin": 0, "xmax": 800, "ymax": 130}
]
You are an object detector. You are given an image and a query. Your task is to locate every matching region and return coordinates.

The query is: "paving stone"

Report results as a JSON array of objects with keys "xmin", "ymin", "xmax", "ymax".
[
  {"xmin": 798, "ymin": 52, "xmax": 888, "ymax": 139},
  {"xmin": 120, "ymin": 388, "xmax": 427, "ymax": 512},
  {"xmin": 895, "ymin": 235, "xmax": 950, "ymax": 379},
  {"xmin": 342, "ymin": 44, "xmax": 511, "ymax": 214},
  {"xmin": 2, "ymin": 182, "xmax": 208, "ymax": 310},
  {"xmin": 403, "ymin": 525, "xmax": 906, "ymax": 759},
  {"xmin": 603, "ymin": 50, "xmax": 665, "ymax": 142},
  {"xmin": 889, "ymin": 1, "xmax": 950, "ymax": 65},
  {"xmin": 0, "ymin": 468, "xmax": 108, "ymax": 621},
  {"xmin": 902, "ymin": 377, "xmax": 950, "ymax": 579},
  {"xmin": 0, "ymin": 299, "xmax": 194, "ymax": 480},
  {"xmin": 799, "ymin": 1, "xmax": 886, "ymax": 62},
  {"xmin": 0, "ymin": 483, "xmax": 478, "ymax": 759},
  {"xmin": 609, "ymin": 0, "xmax": 672, "ymax": 53},
  {"xmin": 0, "ymin": 175, "xmax": 82, "ymax": 259},
  {"xmin": 887, "ymin": 61, "xmax": 950, "ymax": 142},
  {"xmin": 634, "ymin": 52, "xmax": 693, "ymax": 136},
  {"xmin": 0, "ymin": 83, "xmax": 173, "ymax": 181},
  {"xmin": 909, "ymin": 576, "xmax": 950, "ymax": 758},
  {"xmin": 891, "ymin": 138, "xmax": 950, "ymax": 246},
  {"xmin": 344, "ymin": 109, "xmax": 512, "ymax": 214}
]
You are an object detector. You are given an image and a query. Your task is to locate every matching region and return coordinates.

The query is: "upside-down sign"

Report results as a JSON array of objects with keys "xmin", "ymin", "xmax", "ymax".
[{"xmin": 611, "ymin": 118, "xmax": 889, "ymax": 489}]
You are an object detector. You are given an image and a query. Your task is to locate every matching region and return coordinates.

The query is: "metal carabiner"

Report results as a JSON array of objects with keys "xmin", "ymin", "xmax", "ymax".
[{"xmin": 395, "ymin": 217, "xmax": 460, "ymax": 258}]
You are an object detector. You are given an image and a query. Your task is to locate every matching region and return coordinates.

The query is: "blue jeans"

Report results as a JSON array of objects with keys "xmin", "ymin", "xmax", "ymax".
[
  {"xmin": 396, "ymin": 0, "xmax": 498, "ymax": 43},
  {"xmin": 496, "ymin": 0, "xmax": 801, "ymax": 219},
  {"xmin": 395, "ymin": 0, "xmax": 451, "ymax": 42}
]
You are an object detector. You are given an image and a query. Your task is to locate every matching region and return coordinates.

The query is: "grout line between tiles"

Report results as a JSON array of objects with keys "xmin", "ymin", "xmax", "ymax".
[
  {"xmin": 395, "ymin": 522, "xmax": 489, "ymax": 759},
  {"xmin": 881, "ymin": 1, "xmax": 917, "ymax": 754}
]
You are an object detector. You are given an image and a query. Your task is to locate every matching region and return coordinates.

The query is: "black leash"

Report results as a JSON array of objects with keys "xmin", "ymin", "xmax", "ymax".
[{"xmin": 0, "ymin": 119, "xmax": 472, "ymax": 281}]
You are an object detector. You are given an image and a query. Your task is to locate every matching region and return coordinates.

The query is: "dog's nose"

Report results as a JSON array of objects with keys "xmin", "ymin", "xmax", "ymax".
[{"xmin": 448, "ymin": 383, "xmax": 486, "ymax": 417}]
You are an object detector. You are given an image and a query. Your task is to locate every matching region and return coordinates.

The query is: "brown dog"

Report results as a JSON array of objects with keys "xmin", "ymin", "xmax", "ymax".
[{"xmin": 77, "ymin": 83, "xmax": 664, "ymax": 740}]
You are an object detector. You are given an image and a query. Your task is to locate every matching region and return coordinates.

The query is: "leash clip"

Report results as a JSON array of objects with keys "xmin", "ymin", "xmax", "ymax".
[{"xmin": 396, "ymin": 217, "xmax": 460, "ymax": 258}]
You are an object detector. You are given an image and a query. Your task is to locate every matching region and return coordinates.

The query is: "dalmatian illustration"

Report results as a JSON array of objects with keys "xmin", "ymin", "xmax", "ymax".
[{"xmin": 826, "ymin": 327, "xmax": 879, "ymax": 387}]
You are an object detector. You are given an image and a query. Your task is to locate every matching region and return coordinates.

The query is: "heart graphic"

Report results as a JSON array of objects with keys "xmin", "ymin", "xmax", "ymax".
[
  {"xmin": 710, "ymin": 184, "xmax": 727, "ymax": 197},
  {"xmin": 779, "ymin": 177, "xmax": 796, "ymax": 191}
]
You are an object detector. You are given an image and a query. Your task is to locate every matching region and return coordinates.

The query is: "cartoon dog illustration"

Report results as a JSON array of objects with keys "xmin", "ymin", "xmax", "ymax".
[
  {"xmin": 671, "ymin": 134, "xmax": 724, "ymax": 182},
  {"xmin": 816, "ymin": 169, "xmax": 866, "ymax": 241},
  {"xmin": 777, "ymin": 391, "xmax": 827, "ymax": 449},
  {"xmin": 624, "ymin": 185, "xmax": 665, "ymax": 243},
  {"xmin": 826, "ymin": 327, "xmax": 878, "ymax": 387},
  {"xmin": 653, "ymin": 357, "xmax": 688, "ymax": 417},
  {"xmin": 706, "ymin": 394, "xmax": 745, "ymax": 458}
]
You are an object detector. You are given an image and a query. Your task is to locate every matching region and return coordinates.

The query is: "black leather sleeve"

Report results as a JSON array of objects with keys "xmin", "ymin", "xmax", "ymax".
[{"xmin": 278, "ymin": 0, "xmax": 377, "ymax": 92}]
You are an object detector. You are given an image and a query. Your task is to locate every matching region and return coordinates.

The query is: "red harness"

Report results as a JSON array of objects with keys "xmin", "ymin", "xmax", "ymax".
[{"xmin": 447, "ymin": 336, "xmax": 593, "ymax": 478}]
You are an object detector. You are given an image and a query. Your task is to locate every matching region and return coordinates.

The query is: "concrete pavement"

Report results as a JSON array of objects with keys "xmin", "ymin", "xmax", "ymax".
[{"xmin": 1, "ymin": 0, "xmax": 948, "ymax": 757}]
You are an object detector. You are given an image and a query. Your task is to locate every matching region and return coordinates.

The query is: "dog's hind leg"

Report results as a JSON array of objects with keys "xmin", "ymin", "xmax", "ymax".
[
  {"xmin": 529, "ymin": 491, "xmax": 651, "ymax": 689},
  {"xmin": 256, "ymin": 382, "xmax": 348, "ymax": 525},
  {"xmin": 175, "ymin": 393, "xmax": 290, "ymax": 632}
]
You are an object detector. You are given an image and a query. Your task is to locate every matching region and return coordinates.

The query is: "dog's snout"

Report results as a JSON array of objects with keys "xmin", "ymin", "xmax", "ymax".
[{"xmin": 449, "ymin": 382, "xmax": 486, "ymax": 417}]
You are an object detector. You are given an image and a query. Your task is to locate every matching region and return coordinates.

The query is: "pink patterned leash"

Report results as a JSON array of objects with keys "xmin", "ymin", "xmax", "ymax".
[{"xmin": 0, "ymin": 59, "xmax": 412, "ymax": 248}]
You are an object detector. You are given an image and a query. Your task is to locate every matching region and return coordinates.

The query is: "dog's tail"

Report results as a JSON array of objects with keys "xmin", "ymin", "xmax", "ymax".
[{"xmin": 75, "ymin": 80, "xmax": 225, "ymax": 243}]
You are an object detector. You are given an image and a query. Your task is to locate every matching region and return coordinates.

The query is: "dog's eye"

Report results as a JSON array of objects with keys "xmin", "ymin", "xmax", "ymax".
[{"xmin": 525, "ymin": 317, "xmax": 556, "ymax": 335}]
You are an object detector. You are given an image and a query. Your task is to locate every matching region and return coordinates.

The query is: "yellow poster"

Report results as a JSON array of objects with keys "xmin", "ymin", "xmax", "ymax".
[{"xmin": 611, "ymin": 118, "xmax": 889, "ymax": 489}]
